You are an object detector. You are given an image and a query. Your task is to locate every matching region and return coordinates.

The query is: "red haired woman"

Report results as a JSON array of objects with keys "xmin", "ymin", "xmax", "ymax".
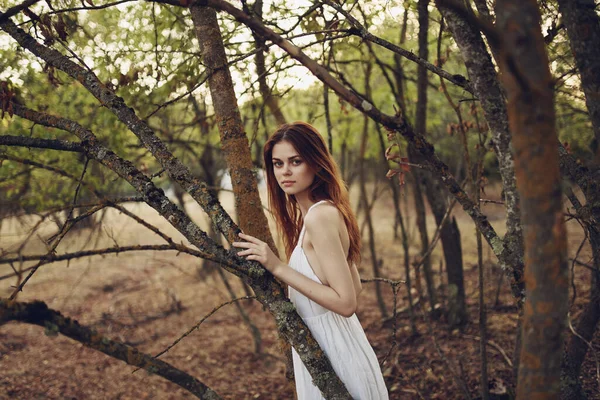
[{"xmin": 233, "ymin": 122, "xmax": 388, "ymax": 399}]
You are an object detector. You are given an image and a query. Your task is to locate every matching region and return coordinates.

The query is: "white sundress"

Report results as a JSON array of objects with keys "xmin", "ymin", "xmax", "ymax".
[{"xmin": 288, "ymin": 200, "xmax": 389, "ymax": 400}]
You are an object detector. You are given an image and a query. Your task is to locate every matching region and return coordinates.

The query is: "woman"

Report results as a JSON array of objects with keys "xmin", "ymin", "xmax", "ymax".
[{"xmin": 233, "ymin": 122, "xmax": 388, "ymax": 399}]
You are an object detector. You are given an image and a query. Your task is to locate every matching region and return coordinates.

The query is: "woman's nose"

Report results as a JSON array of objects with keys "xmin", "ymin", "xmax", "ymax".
[{"xmin": 282, "ymin": 164, "xmax": 292, "ymax": 175}]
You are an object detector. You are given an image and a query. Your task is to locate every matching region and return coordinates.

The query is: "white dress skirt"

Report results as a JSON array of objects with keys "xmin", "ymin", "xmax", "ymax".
[{"xmin": 288, "ymin": 201, "xmax": 389, "ymax": 400}]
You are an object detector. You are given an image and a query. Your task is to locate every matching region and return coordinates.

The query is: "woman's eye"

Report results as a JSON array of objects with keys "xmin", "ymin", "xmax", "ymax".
[
  {"xmin": 274, "ymin": 161, "xmax": 283, "ymax": 167},
  {"xmin": 292, "ymin": 159, "xmax": 302, "ymax": 165}
]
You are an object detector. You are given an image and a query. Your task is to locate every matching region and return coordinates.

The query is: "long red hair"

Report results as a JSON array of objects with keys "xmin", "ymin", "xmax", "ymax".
[{"xmin": 263, "ymin": 121, "xmax": 361, "ymax": 266}]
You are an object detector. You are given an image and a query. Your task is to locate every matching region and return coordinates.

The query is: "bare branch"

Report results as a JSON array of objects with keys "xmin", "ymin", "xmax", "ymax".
[
  {"xmin": 0, "ymin": 134, "xmax": 83, "ymax": 152},
  {"xmin": 0, "ymin": 0, "xmax": 41, "ymax": 24},
  {"xmin": 321, "ymin": 0, "xmax": 474, "ymax": 93},
  {"xmin": 0, "ymin": 244, "xmax": 220, "ymax": 281},
  {"xmin": 0, "ymin": 299, "xmax": 222, "ymax": 400}
]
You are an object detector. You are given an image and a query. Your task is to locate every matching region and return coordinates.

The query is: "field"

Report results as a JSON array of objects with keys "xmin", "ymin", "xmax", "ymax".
[{"xmin": 1, "ymin": 184, "xmax": 597, "ymax": 399}]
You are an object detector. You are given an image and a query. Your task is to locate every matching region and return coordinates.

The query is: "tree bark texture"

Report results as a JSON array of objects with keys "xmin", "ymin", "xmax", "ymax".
[
  {"xmin": 189, "ymin": 5, "xmax": 277, "ymax": 251},
  {"xmin": 556, "ymin": 0, "xmax": 600, "ymax": 163},
  {"xmin": 437, "ymin": 2, "xmax": 525, "ymax": 306},
  {"xmin": 495, "ymin": 0, "xmax": 569, "ymax": 398}
]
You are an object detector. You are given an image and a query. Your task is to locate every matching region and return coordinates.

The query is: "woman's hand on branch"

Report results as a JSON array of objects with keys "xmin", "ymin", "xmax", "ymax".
[{"xmin": 233, "ymin": 233, "xmax": 284, "ymax": 275}]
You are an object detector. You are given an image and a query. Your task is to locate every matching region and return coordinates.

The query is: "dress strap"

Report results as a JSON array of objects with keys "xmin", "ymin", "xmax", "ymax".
[{"xmin": 298, "ymin": 200, "xmax": 329, "ymax": 247}]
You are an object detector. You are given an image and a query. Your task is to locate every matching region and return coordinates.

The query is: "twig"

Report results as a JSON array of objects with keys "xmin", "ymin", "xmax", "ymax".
[
  {"xmin": 412, "ymin": 198, "xmax": 458, "ymax": 270},
  {"xmin": 133, "ymin": 295, "xmax": 256, "ymax": 373},
  {"xmin": 479, "ymin": 199, "xmax": 504, "ymax": 205},
  {"xmin": 568, "ymin": 312, "xmax": 600, "ymax": 393},
  {"xmin": 461, "ymin": 334, "xmax": 513, "ymax": 368},
  {"xmin": 570, "ymin": 258, "xmax": 597, "ymax": 271}
]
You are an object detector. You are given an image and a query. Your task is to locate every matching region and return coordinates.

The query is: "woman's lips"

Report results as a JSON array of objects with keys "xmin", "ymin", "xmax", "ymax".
[{"xmin": 282, "ymin": 181, "xmax": 295, "ymax": 187}]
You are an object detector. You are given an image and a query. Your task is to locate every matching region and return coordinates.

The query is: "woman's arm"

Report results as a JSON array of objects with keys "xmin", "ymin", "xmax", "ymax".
[{"xmin": 233, "ymin": 207, "xmax": 357, "ymax": 317}]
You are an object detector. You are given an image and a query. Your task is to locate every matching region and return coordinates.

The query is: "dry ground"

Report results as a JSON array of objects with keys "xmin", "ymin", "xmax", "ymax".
[{"xmin": 0, "ymin": 184, "xmax": 597, "ymax": 399}]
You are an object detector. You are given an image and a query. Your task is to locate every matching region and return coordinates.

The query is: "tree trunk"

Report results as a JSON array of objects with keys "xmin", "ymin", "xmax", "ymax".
[
  {"xmin": 189, "ymin": 4, "xmax": 299, "ymax": 387},
  {"xmin": 250, "ymin": 0, "xmax": 286, "ymax": 127},
  {"xmin": 359, "ymin": 62, "xmax": 388, "ymax": 319},
  {"xmin": 556, "ymin": 0, "xmax": 600, "ymax": 164},
  {"xmin": 413, "ymin": 0, "xmax": 441, "ymax": 317},
  {"xmin": 189, "ymin": 5, "xmax": 276, "ymax": 251},
  {"xmin": 495, "ymin": 0, "xmax": 569, "ymax": 397},
  {"xmin": 437, "ymin": 1, "xmax": 525, "ymax": 308},
  {"xmin": 408, "ymin": 156, "xmax": 435, "ymax": 311}
]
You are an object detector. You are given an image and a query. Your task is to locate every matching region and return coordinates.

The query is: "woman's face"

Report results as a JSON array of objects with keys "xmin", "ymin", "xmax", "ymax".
[{"xmin": 271, "ymin": 140, "xmax": 315, "ymax": 196}]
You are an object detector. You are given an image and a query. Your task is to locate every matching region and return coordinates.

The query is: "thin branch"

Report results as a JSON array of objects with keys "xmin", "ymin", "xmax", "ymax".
[
  {"xmin": 0, "ymin": 151, "xmax": 103, "ymax": 199},
  {"xmin": 0, "ymin": 244, "xmax": 226, "ymax": 281},
  {"xmin": 462, "ymin": 334, "xmax": 514, "ymax": 368},
  {"xmin": 135, "ymin": 295, "xmax": 257, "ymax": 372},
  {"xmin": 8, "ymin": 203, "xmax": 105, "ymax": 299},
  {"xmin": 321, "ymin": 0, "xmax": 473, "ymax": 93}
]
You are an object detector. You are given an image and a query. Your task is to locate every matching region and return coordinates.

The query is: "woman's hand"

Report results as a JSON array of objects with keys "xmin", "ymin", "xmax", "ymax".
[{"xmin": 233, "ymin": 233, "xmax": 284, "ymax": 274}]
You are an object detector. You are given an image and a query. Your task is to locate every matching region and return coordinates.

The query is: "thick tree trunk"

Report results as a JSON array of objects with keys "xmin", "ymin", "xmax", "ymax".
[
  {"xmin": 495, "ymin": 0, "xmax": 569, "ymax": 397},
  {"xmin": 556, "ymin": 0, "xmax": 600, "ymax": 163},
  {"xmin": 189, "ymin": 5, "xmax": 276, "ymax": 251},
  {"xmin": 189, "ymin": 4, "xmax": 300, "ymax": 387}
]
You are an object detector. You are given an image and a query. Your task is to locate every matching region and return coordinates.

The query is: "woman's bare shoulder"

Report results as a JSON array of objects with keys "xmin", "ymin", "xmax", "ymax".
[{"xmin": 304, "ymin": 203, "xmax": 342, "ymax": 230}]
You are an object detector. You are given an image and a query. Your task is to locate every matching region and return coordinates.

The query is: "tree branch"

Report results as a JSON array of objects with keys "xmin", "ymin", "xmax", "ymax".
[
  {"xmin": 0, "ymin": 134, "xmax": 83, "ymax": 152},
  {"xmin": 321, "ymin": 0, "xmax": 473, "ymax": 93},
  {"xmin": 0, "ymin": 244, "xmax": 220, "ymax": 281},
  {"xmin": 0, "ymin": 299, "xmax": 221, "ymax": 400},
  {"xmin": 0, "ymin": 0, "xmax": 41, "ymax": 24}
]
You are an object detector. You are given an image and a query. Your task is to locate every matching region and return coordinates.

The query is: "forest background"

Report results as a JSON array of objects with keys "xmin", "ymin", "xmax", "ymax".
[{"xmin": 0, "ymin": 0, "xmax": 599, "ymax": 399}]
